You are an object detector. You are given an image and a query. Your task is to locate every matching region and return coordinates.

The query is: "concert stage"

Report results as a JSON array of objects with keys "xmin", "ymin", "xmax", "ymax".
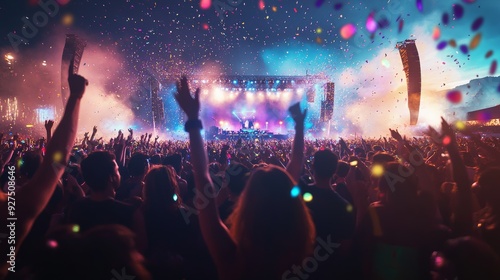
[{"xmin": 206, "ymin": 127, "xmax": 289, "ymax": 140}]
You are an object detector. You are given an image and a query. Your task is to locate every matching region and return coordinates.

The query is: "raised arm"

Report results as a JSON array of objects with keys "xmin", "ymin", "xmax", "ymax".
[
  {"xmin": 286, "ymin": 102, "xmax": 306, "ymax": 182},
  {"xmin": 44, "ymin": 120, "xmax": 54, "ymax": 143},
  {"xmin": 174, "ymin": 76, "xmax": 236, "ymax": 271},
  {"xmin": 1, "ymin": 61, "xmax": 87, "ymax": 276},
  {"xmin": 90, "ymin": 125, "xmax": 97, "ymax": 141}
]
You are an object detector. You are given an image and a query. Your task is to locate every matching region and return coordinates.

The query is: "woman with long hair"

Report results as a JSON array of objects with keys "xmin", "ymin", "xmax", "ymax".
[{"xmin": 175, "ymin": 76, "xmax": 315, "ymax": 279}]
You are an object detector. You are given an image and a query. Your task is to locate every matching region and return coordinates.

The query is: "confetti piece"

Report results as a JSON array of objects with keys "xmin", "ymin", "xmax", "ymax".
[
  {"xmin": 442, "ymin": 136, "xmax": 451, "ymax": 146},
  {"xmin": 258, "ymin": 0, "xmax": 265, "ymax": 10},
  {"xmin": 490, "ymin": 60, "xmax": 497, "ymax": 75},
  {"xmin": 53, "ymin": 151, "xmax": 63, "ymax": 162},
  {"xmin": 62, "ymin": 14, "xmax": 74, "ymax": 26},
  {"xmin": 449, "ymin": 39, "xmax": 457, "ymax": 48},
  {"xmin": 272, "ymin": 6, "xmax": 277, "ymax": 12},
  {"xmin": 453, "ymin": 4, "xmax": 464, "ymax": 19},
  {"xmin": 47, "ymin": 240, "xmax": 58, "ymax": 248},
  {"xmin": 303, "ymin": 192, "xmax": 313, "ymax": 202},
  {"xmin": 340, "ymin": 23, "xmax": 356, "ymax": 39},
  {"xmin": 173, "ymin": 194, "xmax": 178, "ymax": 201},
  {"xmin": 315, "ymin": 0, "xmax": 325, "ymax": 8},
  {"xmin": 316, "ymin": 27, "xmax": 322, "ymax": 34},
  {"xmin": 497, "ymin": 84, "xmax": 500, "ymax": 93},
  {"xmin": 437, "ymin": 41, "xmax": 447, "ymax": 50},
  {"xmin": 366, "ymin": 12, "xmax": 377, "ymax": 33},
  {"xmin": 333, "ymin": 2, "xmax": 343, "ymax": 10},
  {"xmin": 446, "ymin": 90, "xmax": 462, "ymax": 104},
  {"xmin": 471, "ymin": 17, "xmax": 484, "ymax": 31},
  {"xmin": 202, "ymin": 23, "xmax": 209, "ymax": 30},
  {"xmin": 469, "ymin": 33, "xmax": 482, "ymax": 50},
  {"xmin": 442, "ymin": 13, "xmax": 449, "ymax": 25},
  {"xmin": 398, "ymin": 19, "xmax": 404, "ymax": 33},
  {"xmin": 381, "ymin": 59, "xmax": 391, "ymax": 68},
  {"xmin": 72, "ymin": 224, "xmax": 80, "ymax": 233},
  {"xmin": 462, "ymin": 0, "xmax": 476, "ymax": 3},
  {"xmin": 432, "ymin": 26, "xmax": 440, "ymax": 40},
  {"xmin": 315, "ymin": 37, "xmax": 323, "ymax": 44},
  {"xmin": 459, "ymin": 44, "xmax": 469, "ymax": 54},
  {"xmin": 371, "ymin": 164, "xmax": 384, "ymax": 177},
  {"xmin": 416, "ymin": 0, "xmax": 423, "ymax": 12},
  {"xmin": 350, "ymin": 160, "xmax": 358, "ymax": 166},
  {"xmin": 455, "ymin": 121, "xmax": 466, "ymax": 130},
  {"xmin": 290, "ymin": 185, "xmax": 300, "ymax": 197},
  {"xmin": 293, "ymin": 7, "xmax": 297, "ymax": 12},
  {"xmin": 485, "ymin": 50, "xmax": 493, "ymax": 58},
  {"xmin": 200, "ymin": 0, "xmax": 211, "ymax": 10},
  {"xmin": 346, "ymin": 204, "xmax": 353, "ymax": 213},
  {"xmin": 377, "ymin": 17, "xmax": 390, "ymax": 29}
]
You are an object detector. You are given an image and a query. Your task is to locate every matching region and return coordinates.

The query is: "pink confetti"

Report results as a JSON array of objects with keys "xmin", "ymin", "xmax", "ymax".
[
  {"xmin": 447, "ymin": 90, "xmax": 462, "ymax": 104},
  {"xmin": 340, "ymin": 24, "xmax": 356, "ymax": 39},
  {"xmin": 259, "ymin": 0, "xmax": 265, "ymax": 10},
  {"xmin": 200, "ymin": 0, "xmax": 211, "ymax": 10},
  {"xmin": 47, "ymin": 240, "xmax": 58, "ymax": 248},
  {"xmin": 366, "ymin": 13, "xmax": 377, "ymax": 33}
]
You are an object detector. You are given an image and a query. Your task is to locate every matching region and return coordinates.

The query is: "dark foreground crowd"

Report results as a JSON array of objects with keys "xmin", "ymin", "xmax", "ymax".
[{"xmin": 1, "ymin": 71, "xmax": 500, "ymax": 280}]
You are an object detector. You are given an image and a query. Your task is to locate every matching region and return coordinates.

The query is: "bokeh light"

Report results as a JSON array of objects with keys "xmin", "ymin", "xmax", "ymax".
[
  {"xmin": 290, "ymin": 185, "xmax": 300, "ymax": 197},
  {"xmin": 303, "ymin": 192, "xmax": 313, "ymax": 202},
  {"xmin": 371, "ymin": 164, "xmax": 384, "ymax": 177}
]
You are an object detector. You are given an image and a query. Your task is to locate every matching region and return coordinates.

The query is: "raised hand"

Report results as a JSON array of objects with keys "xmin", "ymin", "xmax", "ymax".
[
  {"xmin": 174, "ymin": 76, "xmax": 200, "ymax": 120},
  {"xmin": 93, "ymin": 126, "xmax": 97, "ymax": 134},
  {"xmin": 68, "ymin": 58, "xmax": 88, "ymax": 99},
  {"xmin": 440, "ymin": 117, "xmax": 455, "ymax": 142},
  {"xmin": 44, "ymin": 120, "xmax": 54, "ymax": 131},
  {"xmin": 389, "ymin": 128, "xmax": 403, "ymax": 142},
  {"xmin": 128, "ymin": 128, "xmax": 133, "ymax": 134},
  {"xmin": 288, "ymin": 102, "xmax": 307, "ymax": 126},
  {"xmin": 84, "ymin": 132, "xmax": 89, "ymax": 138}
]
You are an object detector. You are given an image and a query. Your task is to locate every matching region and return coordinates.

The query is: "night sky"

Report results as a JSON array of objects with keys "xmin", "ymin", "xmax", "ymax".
[{"xmin": 1, "ymin": 0, "xmax": 499, "ymax": 136}]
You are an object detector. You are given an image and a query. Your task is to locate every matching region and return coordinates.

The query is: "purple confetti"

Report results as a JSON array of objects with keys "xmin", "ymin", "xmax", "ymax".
[
  {"xmin": 462, "ymin": 0, "xmax": 476, "ymax": 3},
  {"xmin": 442, "ymin": 13, "xmax": 449, "ymax": 25},
  {"xmin": 333, "ymin": 2, "xmax": 343, "ymax": 10},
  {"xmin": 490, "ymin": 60, "xmax": 498, "ymax": 75},
  {"xmin": 398, "ymin": 19, "xmax": 404, "ymax": 33},
  {"xmin": 497, "ymin": 83, "xmax": 500, "ymax": 93},
  {"xmin": 416, "ymin": 0, "xmax": 423, "ymax": 12},
  {"xmin": 315, "ymin": 0, "xmax": 325, "ymax": 7},
  {"xmin": 453, "ymin": 4, "xmax": 464, "ymax": 19},
  {"xmin": 471, "ymin": 17, "xmax": 484, "ymax": 31},
  {"xmin": 437, "ymin": 41, "xmax": 448, "ymax": 50},
  {"xmin": 459, "ymin": 44, "xmax": 469, "ymax": 54},
  {"xmin": 377, "ymin": 17, "xmax": 390, "ymax": 29}
]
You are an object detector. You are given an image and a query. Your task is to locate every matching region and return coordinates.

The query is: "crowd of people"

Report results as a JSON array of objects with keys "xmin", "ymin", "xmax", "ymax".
[{"xmin": 1, "ymin": 70, "xmax": 500, "ymax": 280}]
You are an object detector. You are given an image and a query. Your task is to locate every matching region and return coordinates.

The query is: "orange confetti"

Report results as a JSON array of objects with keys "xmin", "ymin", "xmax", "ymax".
[
  {"xmin": 449, "ymin": 39, "xmax": 456, "ymax": 48},
  {"xmin": 432, "ymin": 26, "xmax": 440, "ymax": 40},
  {"xmin": 469, "ymin": 33, "xmax": 482, "ymax": 50}
]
